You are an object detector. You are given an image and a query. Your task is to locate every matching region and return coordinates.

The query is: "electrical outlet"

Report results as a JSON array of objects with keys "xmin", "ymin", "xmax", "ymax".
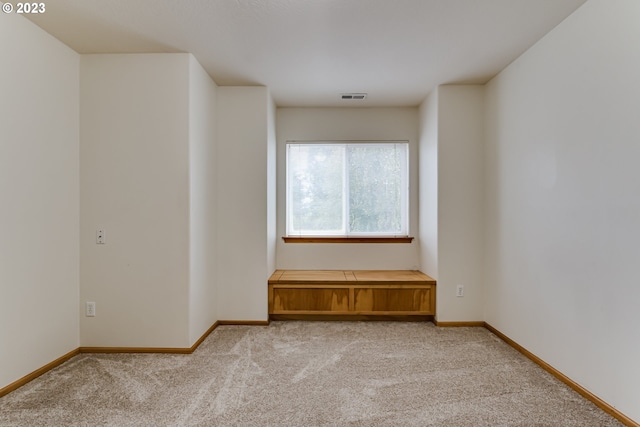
[
  {"xmin": 96, "ymin": 229, "xmax": 105, "ymax": 244},
  {"xmin": 456, "ymin": 285, "xmax": 464, "ymax": 297},
  {"xmin": 86, "ymin": 302, "xmax": 96, "ymax": 317}
]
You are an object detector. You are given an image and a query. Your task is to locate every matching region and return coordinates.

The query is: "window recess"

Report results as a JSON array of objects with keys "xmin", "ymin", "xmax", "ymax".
[{"xmin": 286, "ymin": 141, "xmax": 410, "ymax": 240}]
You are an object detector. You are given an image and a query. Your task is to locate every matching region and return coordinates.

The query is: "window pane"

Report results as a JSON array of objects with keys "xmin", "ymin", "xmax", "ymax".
[
  {"xmin": 348, "ymin": 144, "xmax": 405, "ymax": 234},
  {"xmin": 287, "ymin": 142, "xmax": 408, "ymax": 237},
  {"xmin": 288, "ymin": 145, "xmax": 344, "ymax": 234}
]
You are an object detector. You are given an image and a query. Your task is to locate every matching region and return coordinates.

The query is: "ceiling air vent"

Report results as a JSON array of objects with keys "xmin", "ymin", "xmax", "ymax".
[{"xmin": 341, "ymin": 93, "xmax": 367, "ymax": 100}]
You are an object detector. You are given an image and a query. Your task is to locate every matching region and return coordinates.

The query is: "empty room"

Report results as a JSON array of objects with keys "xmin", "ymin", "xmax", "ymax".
[{"xmin": 1, "ymin": 0, "xmax": 639, "ymax": 425}]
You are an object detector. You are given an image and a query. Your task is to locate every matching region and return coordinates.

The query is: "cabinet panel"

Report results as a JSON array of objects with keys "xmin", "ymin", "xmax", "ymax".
[
  {"xmin": 272, "ymin": 288, "xmax": 349, "ymax": 312},
  {"xmin": 354, "ymin": 288, "xmax": 433, "ymax": 313}
]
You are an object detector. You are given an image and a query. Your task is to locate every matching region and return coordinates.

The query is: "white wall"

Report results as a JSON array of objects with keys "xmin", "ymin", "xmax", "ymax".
[
  {"xmin": 276, "ymin": 108, "xmax": 420, "ymax": 270},
  {"xmin": 0, "ymin": 13, "xmax": 79, "ymax": 389},
  {"xmin": 80, "ymin": 54, "xmax": 191, "ymax": 348},
  {"xmin": 484, "ymin": 0, "xmax": 640, "ymax": 422},
  {"xmin": 418, "ymin": 87, "xmax": 485, "ymax": 322},
  {"xmin": 437, "ymin": 86, "xmax": 485, "ymax": 321},
  {"xmin": 188, "ymin": 56, "xmax": 218, "ymax": 344},
  {"xmin": 418, "ymin": 91, "xmax": 439, "ymax": 280},
  {"xmin": 267, "ymin": 94, "xmax": 278, "ymax": 277},
  {"xmin": 216, "ymin": 87, "xmax": 272, "ymax": 321}
]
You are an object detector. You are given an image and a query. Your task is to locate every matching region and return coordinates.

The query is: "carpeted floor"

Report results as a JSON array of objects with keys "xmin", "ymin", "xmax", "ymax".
[{"xmin": 0, "ymin": 322, "xmax": 623, "ymax": 426}]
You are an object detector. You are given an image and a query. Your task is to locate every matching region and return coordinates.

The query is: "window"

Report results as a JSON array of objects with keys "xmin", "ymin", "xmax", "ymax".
[{"xmin": 286, "ymin": 142, "xmax": 409, "ymax": 237}]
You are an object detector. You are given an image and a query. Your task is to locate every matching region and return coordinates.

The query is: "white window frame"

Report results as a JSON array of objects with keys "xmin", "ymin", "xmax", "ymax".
[{"xmin": 286, "ymin": 141, "xmax": 409, "ymax": 237}]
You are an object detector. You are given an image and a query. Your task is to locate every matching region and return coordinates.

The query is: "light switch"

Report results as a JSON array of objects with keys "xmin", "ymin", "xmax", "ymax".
[{"xmin": 96, "ymin": 229, "xmax": 106, "ymax": 244}]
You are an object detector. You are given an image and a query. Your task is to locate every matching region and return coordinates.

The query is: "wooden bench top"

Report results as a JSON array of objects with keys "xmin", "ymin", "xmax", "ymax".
[{"xmin": 268, "ymin": 270, "xmax": 436, "ymax": 285}]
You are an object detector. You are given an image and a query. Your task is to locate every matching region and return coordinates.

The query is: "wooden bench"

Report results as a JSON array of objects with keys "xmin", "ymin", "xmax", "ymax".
[{"xmin": 268, "ymin": 270, "xmax": 436, "ymax": 320}]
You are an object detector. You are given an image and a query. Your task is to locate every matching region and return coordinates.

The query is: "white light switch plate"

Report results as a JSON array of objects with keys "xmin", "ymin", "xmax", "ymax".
[{"xmin": 96, "ymin": 229, "xmax": 105, "ymax": 244}]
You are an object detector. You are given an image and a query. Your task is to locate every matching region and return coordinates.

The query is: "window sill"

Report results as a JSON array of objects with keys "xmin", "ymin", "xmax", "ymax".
[{"xmin": 282, "ymin": 236, "xmax": 414, "ymax": 244}]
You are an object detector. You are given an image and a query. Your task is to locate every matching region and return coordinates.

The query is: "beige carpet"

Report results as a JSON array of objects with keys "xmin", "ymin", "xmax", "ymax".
[{"xmin": 0, "ymin": 322, "xmax": 623, "ymax": 426}]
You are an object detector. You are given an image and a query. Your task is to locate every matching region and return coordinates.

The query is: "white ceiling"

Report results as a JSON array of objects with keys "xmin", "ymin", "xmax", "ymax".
[{"xmin": 26, "ymin": 0, "xmax": 587, "ymax": 107}]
